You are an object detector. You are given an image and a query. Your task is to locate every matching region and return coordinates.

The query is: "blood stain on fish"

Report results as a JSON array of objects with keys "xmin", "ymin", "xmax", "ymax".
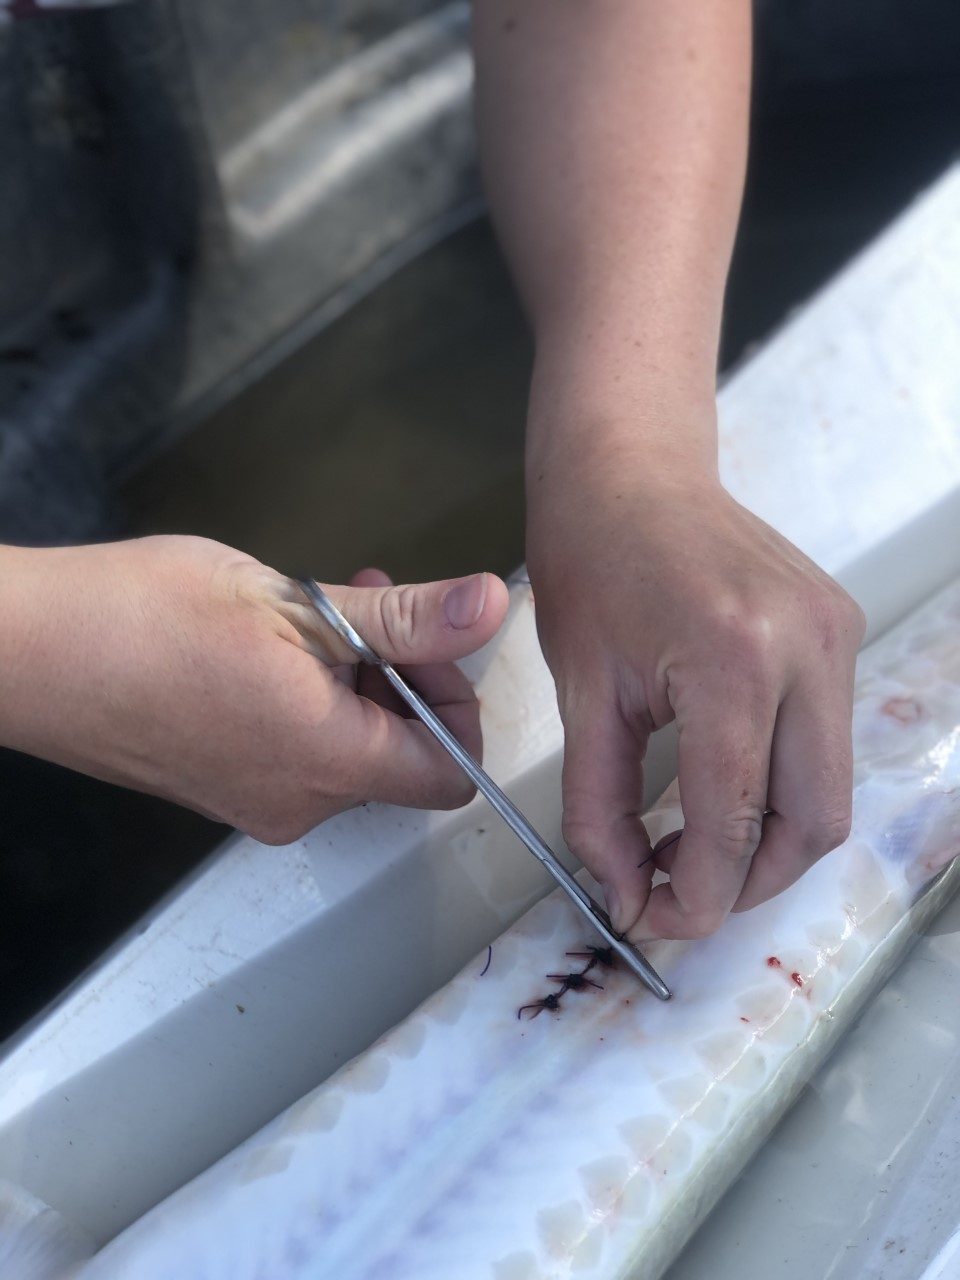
[
  {"xmin": 766, "ymin": 959, "xmax": 805, "ymax": 988},
  {"xmin": 881, "ymin": 696, "xmax": 923, "ymax": 723},
  {"xmin": 737, "ymin": 987, "xmax": 783, "ymax": 1029}
]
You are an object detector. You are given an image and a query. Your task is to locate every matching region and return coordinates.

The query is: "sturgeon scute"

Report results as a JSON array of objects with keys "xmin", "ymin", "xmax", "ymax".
[{"xmin": 8, "ymin": 577, "xmax": 960, "ymax": 1280}]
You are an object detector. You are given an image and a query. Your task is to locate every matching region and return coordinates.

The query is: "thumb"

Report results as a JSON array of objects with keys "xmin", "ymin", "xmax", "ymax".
[{"xmin": 322, "ymin": 572, "xmax": 509, "ymax": 666}]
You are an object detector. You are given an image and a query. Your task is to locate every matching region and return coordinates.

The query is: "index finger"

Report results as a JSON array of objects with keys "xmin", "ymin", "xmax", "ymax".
[{"xmin": 628, "ymin": 689, "xmax": 775, "ymax": 940}]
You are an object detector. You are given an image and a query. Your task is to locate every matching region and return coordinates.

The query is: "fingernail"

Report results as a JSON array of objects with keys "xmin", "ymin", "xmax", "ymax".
[{"xmin": 443, "ymin": 574, "xmax": 487, "ymax": 629}]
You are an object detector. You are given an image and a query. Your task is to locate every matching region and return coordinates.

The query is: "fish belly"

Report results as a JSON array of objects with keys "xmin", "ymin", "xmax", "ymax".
[{"xmin": 75, "ymin": 577, "xmax": 960, "ymax": 1280}]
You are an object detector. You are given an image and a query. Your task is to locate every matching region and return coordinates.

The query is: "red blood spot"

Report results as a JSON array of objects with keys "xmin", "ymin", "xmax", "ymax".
[
  {"xmin": 740, "ymin": 1016, "xmax": 750, "ymax": 1023},
  {"xmin": 767, "ymin": 956, "xmax": 782, "ymax": 969},
  {"xmin": 791, "ymin": 972, "xmax": 804, "ymax": 988},
  {"xmin": 881, "ymin": 696, "xmax": 922, "ymax": 723}
]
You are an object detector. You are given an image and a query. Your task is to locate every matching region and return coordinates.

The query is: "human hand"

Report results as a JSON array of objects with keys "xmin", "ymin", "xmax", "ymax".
[
  {"xmin": 0, "ymin": 536, "xmax": 508, "ymax": 842},
  {"xmin": 527, "ymin": 450, "xmax": 865, "ymax": 941}
]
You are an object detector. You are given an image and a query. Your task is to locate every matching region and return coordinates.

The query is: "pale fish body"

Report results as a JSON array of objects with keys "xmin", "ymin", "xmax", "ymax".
[{"xmin": 9, "ymin": 578, "xmax": 960, "ymax": 1280}]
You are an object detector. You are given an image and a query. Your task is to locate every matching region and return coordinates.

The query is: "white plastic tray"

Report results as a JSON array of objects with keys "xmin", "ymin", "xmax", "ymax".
[{"xmin": 2, "ymin": 165, "xmax": 959, "ymax": 1271}]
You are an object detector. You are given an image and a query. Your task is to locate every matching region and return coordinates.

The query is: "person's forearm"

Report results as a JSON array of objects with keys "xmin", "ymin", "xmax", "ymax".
[
  {"xmin": 0, "ymin": 546, "xmax": 52, "ymax": 755},
  {"xmin": 0, "ymin": 543, "xmax": 122, "ymax": 769},
  {"xmin": 473, "ymin": 0, "xmax": 751, "ymax": 473}
]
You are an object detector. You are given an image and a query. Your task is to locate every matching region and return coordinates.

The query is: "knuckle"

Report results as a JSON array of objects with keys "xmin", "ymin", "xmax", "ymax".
[
  {"xmin": 834, "ymin": 587, "xmax": 867, "ymax": 637},
  {"xmin": 380, "ymin": 584, "xmax": 421, "ymax": 651},
  {"xmin": 709, "ymin": 607, "xmax": 780, "ymax": 674},
  {"xmin": 802, "ymin": 809, "xmax": 852, "ymax": 859},
  {"xmin": 804, "ymin": 585, "xmax": 866, "ymax": 655},
  {"xmin": 712, "ymin": 808, "xmax": 765, "ymax": 861}
]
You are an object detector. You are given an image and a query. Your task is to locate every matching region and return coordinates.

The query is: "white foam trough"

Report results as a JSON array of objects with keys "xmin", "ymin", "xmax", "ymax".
[{"xmin": 1, "ymin": 166, "xmax": 959, "ymax": 1278}]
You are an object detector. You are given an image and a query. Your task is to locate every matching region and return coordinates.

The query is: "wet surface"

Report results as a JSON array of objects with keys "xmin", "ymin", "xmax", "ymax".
[{"xmin": 2, "ymin": 31, "xmax": 959, "ymax": 1045}]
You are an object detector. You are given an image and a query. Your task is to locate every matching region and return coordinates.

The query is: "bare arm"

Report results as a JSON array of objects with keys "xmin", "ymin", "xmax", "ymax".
[
  {"xmin": 474, "ymin": 2, "xmax": 864, "ymax": 940},
  {"xmin": 474, "ymin": 0, "xmax": 749, "ymax": 466}
]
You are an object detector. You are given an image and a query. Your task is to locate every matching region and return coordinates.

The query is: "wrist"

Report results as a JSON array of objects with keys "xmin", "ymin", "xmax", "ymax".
[
  {"xmin": 0, "ymin": 545, "xmax": 57, "ymax": 751},
  {"xmin": 526, "ymin": 360, "xmax": 720, "ymax": 496},
  {"xmin": 527, "ymin": 319, "xmax": 721, "ymax": 472}
]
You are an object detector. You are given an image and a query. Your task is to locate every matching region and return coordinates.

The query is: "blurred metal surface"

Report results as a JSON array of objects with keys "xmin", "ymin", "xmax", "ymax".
[{"xmin": 0, "ymin": 0, "xmax": 475, "ymax": 542}]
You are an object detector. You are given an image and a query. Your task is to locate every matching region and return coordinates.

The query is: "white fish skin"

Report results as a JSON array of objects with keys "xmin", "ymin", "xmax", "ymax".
[{"xmin": 21, "ymin": 579, "xmax": 960, "ymax": 1280}]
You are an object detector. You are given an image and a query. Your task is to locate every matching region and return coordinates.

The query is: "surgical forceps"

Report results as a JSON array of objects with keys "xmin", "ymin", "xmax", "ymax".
[{"xmin": 296, "ymin": 578, "xmax": 671, "ymax": 1001}]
